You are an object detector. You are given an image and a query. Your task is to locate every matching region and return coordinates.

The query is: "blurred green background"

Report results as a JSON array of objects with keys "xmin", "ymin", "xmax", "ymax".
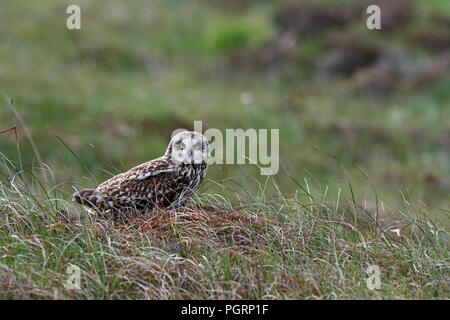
[{"xmin": 0, "ymin": 0, "xmax": 449, "ymax": 207}]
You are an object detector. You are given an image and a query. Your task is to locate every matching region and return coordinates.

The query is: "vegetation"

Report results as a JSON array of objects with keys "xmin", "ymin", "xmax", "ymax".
[
  {"xmin": 0, "ymin": 0, "xmax": 448, "ymax": 299},
  {"xmin": 0, "ymin": 153, "xmax": 447, "ymax": 298}
]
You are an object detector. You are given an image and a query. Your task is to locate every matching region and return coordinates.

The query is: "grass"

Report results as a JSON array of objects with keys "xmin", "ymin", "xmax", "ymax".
[
  {"xmin": 0, "ymin": 141, "xmax": 448, "ymax": 299},
  {"xmin": 0, "ymin": 0, "xmax": 449, "ymax": 207},
  {"xmin": 0, "ymin": 0, "xmax": 449, "ymax": 299}
]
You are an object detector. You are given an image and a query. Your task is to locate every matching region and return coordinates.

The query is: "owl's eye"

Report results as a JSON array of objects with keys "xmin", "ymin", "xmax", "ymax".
[
  {"xmin": 194, "ymin": 145, "xmax": 200, "ymax": 150},
  {"xmin": 179, "ymin": 144, "xmax": 185, "ymax": 150}
]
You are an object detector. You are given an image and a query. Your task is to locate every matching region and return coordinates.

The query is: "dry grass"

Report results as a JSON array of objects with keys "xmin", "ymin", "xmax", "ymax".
[
  {"xmin": 0, "ymin": 133, "xmax": 448, "ymax": 299},
  {"xmin": 0, "ymin": 159, "xmax": 448, "ymax": 299}
]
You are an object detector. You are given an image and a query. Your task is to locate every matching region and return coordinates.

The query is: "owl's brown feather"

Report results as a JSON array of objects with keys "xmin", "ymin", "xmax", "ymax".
[{"xmin": 73, "ymin": 131, "xmax": 209, "ymax": 215}]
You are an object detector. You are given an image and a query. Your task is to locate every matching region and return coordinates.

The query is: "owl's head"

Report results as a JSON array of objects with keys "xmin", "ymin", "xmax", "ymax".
[{"xmin": 165, "ymin": 131, "xmax": 209, "ymax": 165}]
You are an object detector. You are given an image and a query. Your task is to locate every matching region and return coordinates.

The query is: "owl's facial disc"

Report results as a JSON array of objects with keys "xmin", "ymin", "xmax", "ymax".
[{"xmin": 169, "ymin": 131, "xmax": 209, "ymax": 165}]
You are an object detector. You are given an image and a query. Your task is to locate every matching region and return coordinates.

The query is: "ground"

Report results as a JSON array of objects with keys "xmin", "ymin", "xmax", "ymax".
[{"xmin": 0, "ymin": 0, "xmax": 448, "ymax": 299}]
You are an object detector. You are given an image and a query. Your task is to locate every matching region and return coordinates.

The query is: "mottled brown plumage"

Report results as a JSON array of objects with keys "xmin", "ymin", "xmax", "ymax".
[{"xmin": 73, "ymin": 131, "xmax": 209, "ymax": 215}]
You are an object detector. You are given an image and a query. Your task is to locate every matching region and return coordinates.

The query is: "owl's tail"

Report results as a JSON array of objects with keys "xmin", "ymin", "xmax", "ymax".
[{"xmin": 73, "ymin": 189, "xmax": 98, "ymax": 208}]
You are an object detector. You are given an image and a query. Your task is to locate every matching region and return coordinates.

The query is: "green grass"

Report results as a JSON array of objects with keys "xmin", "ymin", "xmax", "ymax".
[
  {"xmin": 1, "ymin": 0, "xmax": 448, "ymax": 207},
  {"xmin": 0, "ymin": 149, "xmax": 448, "ymax": 299},
  {"xmin": 0, "ymin": 0, "xmax": 449, "ymax": 299}
]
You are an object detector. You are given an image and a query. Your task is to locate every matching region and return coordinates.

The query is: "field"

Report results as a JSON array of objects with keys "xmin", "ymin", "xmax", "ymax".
[{"xmin": 0, "ymin": 0, "xmax": 449, "ymax": 299}]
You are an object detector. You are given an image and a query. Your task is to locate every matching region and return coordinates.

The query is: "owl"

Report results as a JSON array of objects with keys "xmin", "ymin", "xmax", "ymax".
[{"xmin": 73, "ymin": 131, "xmax": 209, "ymax": 215}]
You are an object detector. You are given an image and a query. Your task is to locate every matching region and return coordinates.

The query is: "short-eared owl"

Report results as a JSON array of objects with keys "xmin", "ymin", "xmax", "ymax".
[{"xmin": 73, "ymin": 131, "xmax": 209, "ymax": 214}]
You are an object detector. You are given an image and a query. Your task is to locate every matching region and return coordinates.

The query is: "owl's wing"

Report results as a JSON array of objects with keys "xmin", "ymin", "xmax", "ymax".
[{"xmin": 95, "ymin": 158, "xmax": 183, "ymax": 208}]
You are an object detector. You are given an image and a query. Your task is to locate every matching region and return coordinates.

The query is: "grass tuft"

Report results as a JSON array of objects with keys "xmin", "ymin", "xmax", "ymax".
[{"xmin": 0, "ymin": 152, "xmax": 448, "ymax": 299}]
